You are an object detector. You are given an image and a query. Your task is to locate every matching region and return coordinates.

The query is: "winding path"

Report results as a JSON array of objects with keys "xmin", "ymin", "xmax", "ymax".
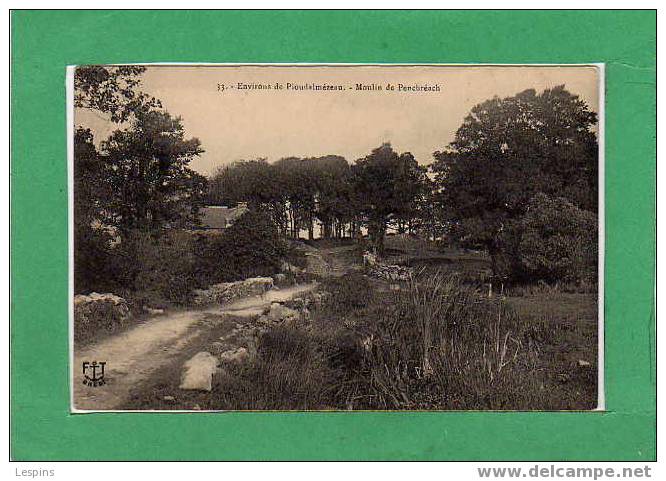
[{"xmin": 73, "ymin": 284, "xmax": 316, "ymax": 411}]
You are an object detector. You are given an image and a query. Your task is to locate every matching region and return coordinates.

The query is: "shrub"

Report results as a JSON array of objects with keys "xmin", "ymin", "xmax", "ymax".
[
  {"xmin": 516, "ymin": 193, "xmax": 597, "ymax": 284},
  {"xmin": 195, "ymin": 209, "xmax": 288, "ymax": 285},
  {"xmin": 318, "ymin": 272, "xmax": 374, "ymax": 316},
  {"xmin": 102, "ymin": 229, "xmax": 201, "ymax": 308},
  {"xmin": 210, "ymin": 326, "xmax": 339, "ymax": 410}
]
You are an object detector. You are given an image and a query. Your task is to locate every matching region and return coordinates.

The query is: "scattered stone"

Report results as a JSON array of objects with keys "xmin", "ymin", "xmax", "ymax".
[
  {"xmin": 143, "ymin": 306, "xmax": 165, "ymax": 315},
  {"xmin": 578, "ymin": 359, "xmax": 591, "ymax": 367},
  {"xmin": 369, "ymin": 263, "xmax": 413, "ymax": 282},
  {"xmin": 362, "ymin": 251, "xmax": 378, "ymax": 266},
  {"xmin": 219, "ymin": 347, "xmax": 250, "ymax": 364},
  {"xmin": 273, "ymin": 273, "xmax": 287, "ymax": 283},
  {"xmin": 268, "ymin": 302, "xmax": 299, "ymax": 322},
  {"xmin": 192, "ymin": 277, "xmax": 274, "ymax": 306},
  {"xmin": 192, "ymin": 404, "xmax": 201, "ymax": 410},
  {"xmin": 179, "ymin": 352, "xmax": 219, "ymax": 391},
  {"xmin": 163, "ymin": 395, "xmax": 175, "ymax": 402},
  {"xmin": 209, "ymin": 341, "xmax": 227, "ymax": 355}
]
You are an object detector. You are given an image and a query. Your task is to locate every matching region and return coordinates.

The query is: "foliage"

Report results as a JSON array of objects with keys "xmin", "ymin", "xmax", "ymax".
[
  {"xmin": 208, "ymin": 155, "xmax": 357, "ymax": 240},
  {"xmin": 74, "ymin": 65, "xmax": 161, "ymax": 122},
  {"xmin": 353, "ymin": 274, "xmax": 539, "ymax": 409},
  {"xmin": 100, "ymin": 110, "xmax": 207, "ymax": 233},
  {"xmin": 195, "ymin": 209, "xmax": 288, "ymax": 285},
  {"xmin": 209, "ymin": 325, "xmax": 338, "ymax": 410},
  {"xmin": 351, "ymin": 143, "xmax": 429, "ymax": 252},
  {"xmin": 73, "ymin": 128, "xmax": 116, "ymax": 293},
  {"xmin": 432, "ymin": 86, "xmax": 598, "ymax": 274},
  {"xmin": 512, "ymin": 193, "xmax": 598, "ymax": 284},
  {"xmin": 317, "ymin": 272, "xmax": 374, "ymax": 318},
  {"xmin": 74, "ymin": 67, "xmax": 209, "ymax": 300},
  {"xmin": 74, "ymin": 296, "xmax": 132, "ymax": 345},
  {"xmin": 103, "ymin": 229, "xmax": 200, "ymax": 307}
]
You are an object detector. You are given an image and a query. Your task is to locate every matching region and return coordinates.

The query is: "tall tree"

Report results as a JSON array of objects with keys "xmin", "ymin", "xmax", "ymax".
[
  {"xmin": 73, "ymin": 128, "xmax": 115, "ymax": 292},
  {"xmin": 432, "ymin": 86, "xmax": 598, "ymax": 273},
  {"xmin": 310, "ymin": 155, "xmax": 352, "ymax": 239},
  {"xmin": 352, "ymin": 143, "xmax": 428, "ymax": 252},
  {"xmin": 100, "ymin": 110, "xmax": 207, "ymax": 232},
  {"xmin": 207, "ymin": 159, "xmax": 288, "ymax": 232}
]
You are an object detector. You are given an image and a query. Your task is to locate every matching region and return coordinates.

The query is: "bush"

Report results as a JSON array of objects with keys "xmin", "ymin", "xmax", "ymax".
[
  {"xmin": 195, "ymin": 209, "xmax": 288, "ymax": 285},
  {"xmin": 516, "ymin": 193, "xmax": 597, "ymax": 284},
  {"xmin": 318, "ymin": 272, "xmax": 374, "ymax": 317},
  {"xmin": 210, "ymin": 326, "xmax": 339, "ymax": 410},
  {"xmin": 108, "ymin": 229, "xmax": 200, "ymax": 307}
]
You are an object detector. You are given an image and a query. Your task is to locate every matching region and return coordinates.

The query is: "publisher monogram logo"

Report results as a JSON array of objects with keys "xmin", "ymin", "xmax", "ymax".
[{"xmin": 82, "ymin": 361, "xmax": 106, "ymax": 387}]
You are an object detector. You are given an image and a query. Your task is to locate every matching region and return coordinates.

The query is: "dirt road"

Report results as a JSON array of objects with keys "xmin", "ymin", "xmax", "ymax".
[{"xmin": 73, "ymin": 283, "xmax": 316, "ymax": 411}]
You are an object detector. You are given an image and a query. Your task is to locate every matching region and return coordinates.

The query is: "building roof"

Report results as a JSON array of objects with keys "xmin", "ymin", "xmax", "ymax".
[{"xmin": 199, "ymin": 205, "xmax": 248, "ymax": 229}]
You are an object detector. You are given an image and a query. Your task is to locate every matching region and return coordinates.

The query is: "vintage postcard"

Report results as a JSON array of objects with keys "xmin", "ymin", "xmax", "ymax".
[{"xmin": 69, "ymin": 64, "xmax": 602, "ymax": 411}]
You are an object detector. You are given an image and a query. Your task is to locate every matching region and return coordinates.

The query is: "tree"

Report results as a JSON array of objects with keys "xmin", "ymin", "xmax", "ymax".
[
  {"xmin": 74, "ymin": 65, "xmax": 161, "ymax": 122},
  {"xmin": 432, "ymin": 86, "xmax": 598, "ymax": 274},
  {"xmin": 73, "ymin": 66, "xmax": 209, "ymax": 297},
  {"xmin": 310, "ymin": 155, "xmax": 353, "ymax": 239},
  {"xmin": 100, "ymin": 109, "xmax": 207, "ymax": 233},
  {"xmin": 73, "ymin": 128, "xmax": 115, "ymax": 292},
  {"xmin": 208, "ymin": 155, "xmax": 356, "ymax": 240},
  {"xmin": 352, "ymin": 143, "xmax": 428, "ymax": 252},
  {"xmin": 273, "ymin": 157, "xmax": 318, "ymax": 239},
  {"xmin": 208, "ymin": 159, "xmax": 288, "ymax": 232},
  {"xmin": 514, "ymin": 193, "xmax": 597, "ymax": 284}
]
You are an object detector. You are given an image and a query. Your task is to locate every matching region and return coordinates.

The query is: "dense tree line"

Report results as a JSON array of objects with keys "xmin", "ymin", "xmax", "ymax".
[
  {"xmin": 74, "ymin": 65, "xmax": 598, "ymax": 298},
  {"xmin": 207, "ymin": 144, "xmax": 435, "ymax": 253},
  {"xmin": 208, "ymin": 86, "xmax": 598, "ymax": 283}
]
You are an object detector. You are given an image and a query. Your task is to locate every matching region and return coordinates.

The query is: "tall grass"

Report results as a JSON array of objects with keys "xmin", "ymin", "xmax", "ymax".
[
  {"xmin": 208, "ymin": 272, "xmax": 544, "ymax": 410},
  {"xmin": 357, "ymin": 273, "xmax": 540, "ymax": 409}
]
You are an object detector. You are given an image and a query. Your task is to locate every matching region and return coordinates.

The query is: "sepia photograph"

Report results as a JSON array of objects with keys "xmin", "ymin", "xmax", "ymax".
[{"xmin": 70, "ymin": 64, "xmax": 602, "ymax": 412}]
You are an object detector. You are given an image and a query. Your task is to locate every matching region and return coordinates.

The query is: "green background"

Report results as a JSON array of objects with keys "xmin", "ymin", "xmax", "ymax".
[{"xmin": 10, "ymin": 10, "xmax": 656, "ymax": 461}]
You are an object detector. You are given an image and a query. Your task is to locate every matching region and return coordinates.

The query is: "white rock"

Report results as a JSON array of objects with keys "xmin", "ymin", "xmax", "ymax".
[
  {"xmin": 268, "ymin": 302, "xmax": 299, "ymax": 322},
  {"xmin": 273, "ymin": 273, "xmax": 287, "ymax": 283},
  {"xmin": 179, "ymin": 352, "xmax": 219, "ymax": 391},
  {"xmin": 578, "ymin": 359, "xmax": 591, "ymax": 367},
  {"xmin": 143, "ymin": 306, "xmax": 165, "ymax": 315},
  {"xmin": 219, "ymin": 347, "xmax": 250, "ymax": 364}
]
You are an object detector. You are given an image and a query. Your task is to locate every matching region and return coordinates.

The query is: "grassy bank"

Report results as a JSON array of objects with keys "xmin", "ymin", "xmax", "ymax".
[{"xmin": 122, "ymin": 268, "xmax": 597, "ymax": 411}]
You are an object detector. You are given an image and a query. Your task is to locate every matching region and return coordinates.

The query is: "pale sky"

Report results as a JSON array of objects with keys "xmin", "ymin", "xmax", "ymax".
[{"xmin": 75, "ymin": 65, "xmax": 600, "ymax": 177}]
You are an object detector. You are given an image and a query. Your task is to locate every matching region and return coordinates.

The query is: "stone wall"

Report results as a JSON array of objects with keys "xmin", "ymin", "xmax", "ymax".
[
  {"xmin": 192, "ymin": 277, "xmax": 274, "ymax": 306},
  {"xmin": 73, "ymin": 292, "xmax": 131, "ymax": 344}
]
